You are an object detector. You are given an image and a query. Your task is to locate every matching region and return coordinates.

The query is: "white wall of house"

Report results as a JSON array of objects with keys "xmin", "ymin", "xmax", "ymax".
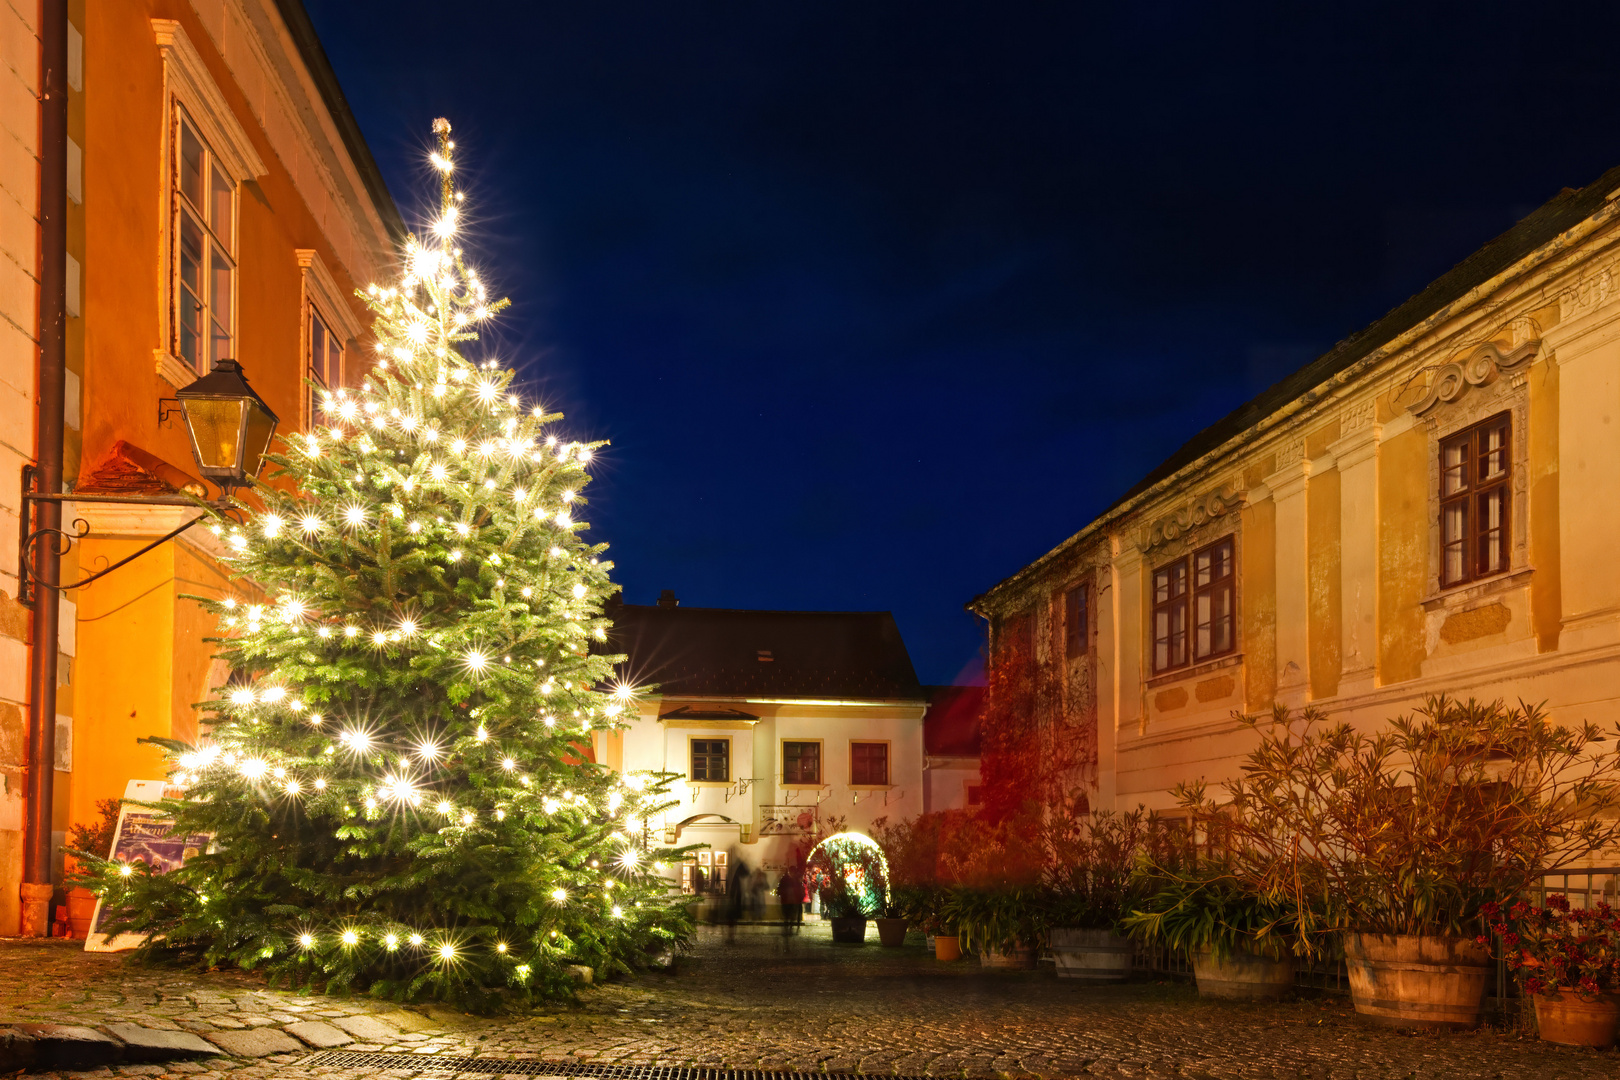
[{"xmin": 608, "ymin": 698, "xmax": 927, "ymax": 890}]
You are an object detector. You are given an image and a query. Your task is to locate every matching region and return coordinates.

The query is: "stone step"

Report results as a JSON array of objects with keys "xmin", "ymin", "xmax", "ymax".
[{"xmin": 0, "ymin": 1022, "xmax": 223, "ymax": 1073}]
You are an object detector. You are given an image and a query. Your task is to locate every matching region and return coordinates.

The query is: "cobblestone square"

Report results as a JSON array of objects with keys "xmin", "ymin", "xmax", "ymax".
[{"xmin": 2, "ymin": 924, "xmax": 1615, "ymax": 1079}]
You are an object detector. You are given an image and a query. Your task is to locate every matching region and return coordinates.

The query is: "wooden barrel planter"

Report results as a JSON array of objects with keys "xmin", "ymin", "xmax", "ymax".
[
  {"xmin": 933, "ymin": 934, "xmax": 962, "ymax": 961},
  {"xmin": 979, "ymin": 946, "xmax": 1036, "ymax": 969},
  {"xmin": 1534, "ymin": 991, "xmax": 1620, "ymax": 1048},
  {"xmin": 1191, "ymin": 946, "xmax": 1294, "ymax": 999},
  {"xmin": 876, "ymin": 917, "xmax": 908, "ymax": 947},
  {"xmin": 1343, "ymin": 933, "xmax": 1490, "ymax": 1029},
  {"xmin": 829, "ymin": 916, "xmax": 868, "ymax": 944},
  {"xmin": 1049, "ymin": 928, "xmax": 1133, "ymax": 981}
]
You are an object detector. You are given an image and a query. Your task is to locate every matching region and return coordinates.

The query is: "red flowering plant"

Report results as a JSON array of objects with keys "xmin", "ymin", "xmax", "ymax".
[{"xmin": 1487, "ymin": 895, "xmax": 1620, "ymax": 999}]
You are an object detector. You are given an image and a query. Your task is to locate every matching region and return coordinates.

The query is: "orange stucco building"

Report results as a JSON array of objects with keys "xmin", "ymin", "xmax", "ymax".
[{"xmin": 0, "ymin": 0, "xmax": 398, "ymax": 932}]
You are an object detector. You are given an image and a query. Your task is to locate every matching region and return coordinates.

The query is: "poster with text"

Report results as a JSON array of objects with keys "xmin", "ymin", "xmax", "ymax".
[{"xmin": 84, "ymin": 779, "xmax": 211, "ymax": 953}]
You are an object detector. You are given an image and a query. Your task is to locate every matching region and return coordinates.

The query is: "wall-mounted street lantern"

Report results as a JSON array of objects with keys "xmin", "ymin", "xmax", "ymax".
[
  {"xmin": 174, "ymin": 358, "xmax": 280, "ymax": 494},
  {"xmin": 18, "ymin": 358, "xmax": 279, "ymax": 603}
]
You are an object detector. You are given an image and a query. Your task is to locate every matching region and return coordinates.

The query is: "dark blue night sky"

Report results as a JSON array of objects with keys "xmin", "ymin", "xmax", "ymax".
[{"xmin": 305, "ymin": 1, "xmax": 1620, "ymax": 685}]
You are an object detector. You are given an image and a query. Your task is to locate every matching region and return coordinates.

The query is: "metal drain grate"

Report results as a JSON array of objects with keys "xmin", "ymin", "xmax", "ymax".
[{"xmin": 297, "ymin": 1053, "xmax": 921, "ymax": 1080}]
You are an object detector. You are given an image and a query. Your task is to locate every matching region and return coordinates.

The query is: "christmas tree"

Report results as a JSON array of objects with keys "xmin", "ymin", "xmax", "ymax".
[{"xmin": 79, "ymin": 119, "xmax": 692, "ymax": 1005}]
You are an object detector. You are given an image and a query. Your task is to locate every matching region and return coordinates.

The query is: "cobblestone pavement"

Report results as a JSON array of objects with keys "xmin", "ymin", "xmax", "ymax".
[{"xmin": 2, "ymin": 924, "xmax": 1616, "ymax": 1079}]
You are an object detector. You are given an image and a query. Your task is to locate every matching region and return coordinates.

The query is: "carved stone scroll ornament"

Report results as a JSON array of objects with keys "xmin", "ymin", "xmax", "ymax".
[
  {"xmin": 1140, "ymin": 484, "xmax": 1245, "ymax": 553},
  {"xmin": 1406, "ymin": 340, "xmax": 1540, "ymax": 416}
]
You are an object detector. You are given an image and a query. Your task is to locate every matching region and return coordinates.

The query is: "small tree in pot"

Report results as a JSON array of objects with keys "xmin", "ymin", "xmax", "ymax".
[
  {"xmin": 1042, "ymin": 802, "xmax": 1150, "ymax": 981},
  {"xmin": 1177, "ymin": 697, "xmax": 1620, "ymax": 1028},
  {"xmin": 1491, "ymin": 896, "xmax": 1620, "ymax": 1047}
]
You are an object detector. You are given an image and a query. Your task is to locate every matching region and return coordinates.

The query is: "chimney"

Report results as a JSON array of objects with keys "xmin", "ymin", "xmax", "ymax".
[{"xmin": 657, "ymin": 589, "xmax": 679, "ymax": 608}]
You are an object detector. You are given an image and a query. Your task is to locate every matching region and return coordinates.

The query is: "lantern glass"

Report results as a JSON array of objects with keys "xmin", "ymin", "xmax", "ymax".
[
  {"xmin": 181, "ymin": 398, "xmax": 246, "ymax": 474},
  {"xmin": 242, "ymin": 398, "xmax": 277, "ymax": 480}
]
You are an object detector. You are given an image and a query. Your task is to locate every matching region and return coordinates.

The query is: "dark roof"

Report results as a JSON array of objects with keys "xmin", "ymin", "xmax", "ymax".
[
  {"xmin": 603, "ymin": 601, "xmax": 924, "ymax": 701},
  {"xmin": 974, "ymin": 162, "xmax": 1620, "ymax": 610},
  {"xmin": 923, "ymin": 685, "xmax": 983, "ymax": 756},
  {"xmin": 273, "ymin": 0, "xmax": 406, "ymax": 242},
  {"xmin": 1107, "ymin": 166, "xmax": 1620, "ymax": 516}
]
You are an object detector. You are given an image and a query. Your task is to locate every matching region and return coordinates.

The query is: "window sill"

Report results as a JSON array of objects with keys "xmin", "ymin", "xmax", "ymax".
[
  {"xmin": 1420, "ymin": 566, "xmax": 1534, "ymax": 612},
  {"xmin": 685, "ymin": 780, "xmax": 733, "ymax": 788},
  {"xmin": 848, "ymin": 784, "xmax": 895, "ymax": 791},
  {"xmin": 781, "ymin": 783, "xmax": 828, "ymax": 791},
  {"xmin": 1146, "ymin": 651, "xmax": 1244, "ymax": 690}
]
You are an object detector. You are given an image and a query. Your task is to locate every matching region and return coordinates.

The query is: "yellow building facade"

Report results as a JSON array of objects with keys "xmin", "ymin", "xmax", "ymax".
[
  {"xmin": 971, "ymin": 168, "xmax": 1620, "ymax": 829},
  {"xmin": 0, "ymin": 0, "xmax": 396, "ymax": 932}
]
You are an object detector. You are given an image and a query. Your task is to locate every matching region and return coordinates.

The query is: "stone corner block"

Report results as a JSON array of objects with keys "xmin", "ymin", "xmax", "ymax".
[
  {"xmin": 331, "ymin": 1013, "xmax": 401, "ymax": 1042},
  {"xmin": 203, "ymin": 1027, "xmax": 305, "ymax": 1058},
  {"xmin": 282, "ymin": 1020, "xmax": 354, "ymax": 1048},
  {"xmin": 104, "ymin": 1024, "xmax": 218, "ymax": 1062}
]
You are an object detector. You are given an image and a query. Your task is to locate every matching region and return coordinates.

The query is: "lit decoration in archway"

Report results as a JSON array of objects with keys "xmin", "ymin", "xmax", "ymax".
[{"xmin": 806, "ymin": 831, "xmax": 890, "ymax": 917}]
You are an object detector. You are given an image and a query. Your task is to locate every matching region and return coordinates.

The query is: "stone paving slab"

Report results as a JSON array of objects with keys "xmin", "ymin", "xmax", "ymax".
[
  {"xmin": 199, "ymin": 1028, "xmax": 304, "ymax": 1058},
  {"xmin": 282, "ymin": 1021, "xmax": 353, "ymax": 1048}
]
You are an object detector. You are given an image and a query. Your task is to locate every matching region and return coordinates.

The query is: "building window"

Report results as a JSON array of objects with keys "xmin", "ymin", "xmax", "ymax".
[
  {"xmin": 691, "ymin": 739, "xmax": 729, "ymax": 782},
  {"xmin": 174, "ymin": 107, "xmax": 235, "ymax": 374},
  {"xmin": 1065, "ymin": 584, "xmax": 1088, "ymax": 658},
  {"xmin": 850, "ymin": 742, "xmax": 889, "ymax": 785},
  {"xmin": 307, "ymin": 307, "xmax": 343, "ymax": 427},
  {"xmin": 783, "ymin": 741, "xmax": 821, "ymax": 785},
  {"xmin": 1440, "ymin": 413, "xmax": 1511, "ymax": 588},
  {"xmin": 1152, "ymin": 536, "xmax": 1236, "ymax": 673}
]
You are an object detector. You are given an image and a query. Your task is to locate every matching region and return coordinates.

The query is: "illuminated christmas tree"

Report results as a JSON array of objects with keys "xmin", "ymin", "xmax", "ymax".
[{"xmin": 80, "ymin": 119, "xmax": 691, "ymax": 1005}]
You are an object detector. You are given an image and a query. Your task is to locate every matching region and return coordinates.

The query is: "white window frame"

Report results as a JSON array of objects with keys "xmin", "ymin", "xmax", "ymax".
[
  {"xmin": 296, "ymin": 250, "xmax": 363, "ymax": 428},
  {"xmin": 151, "ymin": 19, "xmax": 264, "ymax": 389}
]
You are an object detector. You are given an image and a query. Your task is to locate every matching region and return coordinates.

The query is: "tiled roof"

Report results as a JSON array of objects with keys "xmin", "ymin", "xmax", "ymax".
[
  {"xmin": 603, "ymin": 600, "xmax": 925, "ymax": 701},
  {"xmin": 923, "ymin": 684, "xmax": 983, "ymax": 756}
]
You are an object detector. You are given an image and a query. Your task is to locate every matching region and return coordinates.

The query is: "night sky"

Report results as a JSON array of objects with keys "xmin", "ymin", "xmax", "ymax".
[{"xmin": 305, "ymin": 1, "xmax": 1620, "ymax": 686}]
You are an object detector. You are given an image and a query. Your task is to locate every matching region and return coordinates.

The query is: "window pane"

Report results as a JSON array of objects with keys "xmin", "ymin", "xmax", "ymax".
[
  {"xmin": 1170, "ymin": 602, "xmax": 1187, "ymax": 667},
  {"xmin": 210, "ymin": 165, "xmax": 233, "ymax": 243},
  {"xmin": 327, "ymin": 331, "xmax": 343, "ymax": 389},
  {"xmin": 179, "ymin": 119, "xmax": 204, "ymax": 210},
  {"xmin": 851, "ymin": 743, "xmax": 888, "ymax": 785},
  {"xmin": 1154, "ymin": 609, "xmax": 1171, "ymax": 672},
  {"xmin": 1211, "ymin": 582, "xmax": 1233, "ymax": 655},
  {"xmin": 1479, "ymin": 422, "xmax": 1509, "ymax": 482},
  {"xmin": 784, "ymin": 741, "xmax": 819, "ymax": 785},
  {"xmin": 310, "ymin": 314, "xmax": 329, "ymax": 386},
  {"xmin": 209, "ymin": 245, "xmax": 232, "ymax": 365},
  {"xmin": 1195, "ymin": 592, "xmax": 1212, "ymax": 659},
  {"xmin": 1479, "ymin": 489, "xmax": 1507, "ymax": 574},
  {"xmin": 1153, "ymin": 568, "xmax": 1171, "ymax": 604},
  {"xmin": 179, "ymin": 213, "xmax": 204, "ymax": 296},
  {"xmin": 1210, "ymin": 539, "xmax": 1232, "ymax": 581},
  {"xmin": 1194, "ymin": 548, "xmax": 1212, "ymax": 588},
  {"xmin": 1441, "ymin": 439, "xmax": 1468, "ymax": 496}
]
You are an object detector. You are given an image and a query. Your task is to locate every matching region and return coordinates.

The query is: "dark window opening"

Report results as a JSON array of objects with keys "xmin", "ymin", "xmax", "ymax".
[
  {"xmin": 850, "ymin": 742, "xmax": 889, "ymax": 785},
  {"xmin": 783, "ymin": 741, "xmax": 820, "ymax": 785},
  {"xmin": 691, "ymin": 739, "xmax": 729, "ymax": 782}
]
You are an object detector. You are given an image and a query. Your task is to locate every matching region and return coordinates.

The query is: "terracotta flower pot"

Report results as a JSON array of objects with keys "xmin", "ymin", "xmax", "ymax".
[
  {"xmin": 829, "ymin": 916, "xmax": 867, "ymax": 944},
  {"xmin": 66, "ymin": 887, "xmax": 98, "ymax": 940},
  {"xmin": 1534, "ymin": 991, "xmax": 1620, "ymax": 1048},
  {"xmin": 875, "ymin": 917, "xmax": 908, "ymax": 947},
  {"xmin": 933, "ymin": 934, "xmax": 962, "ymax": 961},
  {"xmin": 1191, "ymin": 946, "xmax": 1294, "ymax": 999},
  {"xmin": 1343, "ymin": 933, "xmax": 1490, "ymax": 1029}
]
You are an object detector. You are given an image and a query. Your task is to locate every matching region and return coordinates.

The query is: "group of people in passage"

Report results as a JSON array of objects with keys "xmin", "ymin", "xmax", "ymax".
[{"xmin": 702, "ymin": 853, "xmax": 807, "ymax": 940}]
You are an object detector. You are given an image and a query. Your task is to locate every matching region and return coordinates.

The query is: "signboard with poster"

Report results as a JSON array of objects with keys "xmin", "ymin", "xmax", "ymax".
[{"xmin": 84, "ymin": 779, "xmax": 212, "ymax": 953}]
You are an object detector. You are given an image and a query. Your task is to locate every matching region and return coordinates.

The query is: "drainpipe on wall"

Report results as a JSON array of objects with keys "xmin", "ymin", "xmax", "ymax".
[{"xmin": 22, "ymin": 0, "xmax": 69, "ymax": 938}]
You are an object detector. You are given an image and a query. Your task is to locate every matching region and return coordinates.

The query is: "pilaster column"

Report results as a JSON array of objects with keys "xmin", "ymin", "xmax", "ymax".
[
  {"xmin": 1328, "ymin": 423, "xmax": 1380, "ymax": 694},
  {"xmin": 1546, "ymin": 308, "xmax": 1620, "ymax": 651},
  {"xmin": 1263, "ymin": 458, "xmax": 1311, "ymax": 704}
]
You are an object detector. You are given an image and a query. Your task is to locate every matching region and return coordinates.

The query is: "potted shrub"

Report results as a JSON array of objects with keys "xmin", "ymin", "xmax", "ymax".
[
  {"xmin": 1124, "ymin": 868, "xmax": 1297, "ymax": 998},
  {"xmin": 1177, "ymin": 698, "xmax": 1620, "ymax": 1029},
  {"xmin": 944, "ymin": 885, "xmax": 1046, "ymax": 968},
  {"xmin": 1491, "ymin": 896, "xmax": 1620, "ymax": 1047},
  {"xmin": 1044, "ymin": 805, "xmax": 1146, "ymax": 981},
  {"xmin": 875, "ymin": 894, "xmax": 909, "ymax": 948}
]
